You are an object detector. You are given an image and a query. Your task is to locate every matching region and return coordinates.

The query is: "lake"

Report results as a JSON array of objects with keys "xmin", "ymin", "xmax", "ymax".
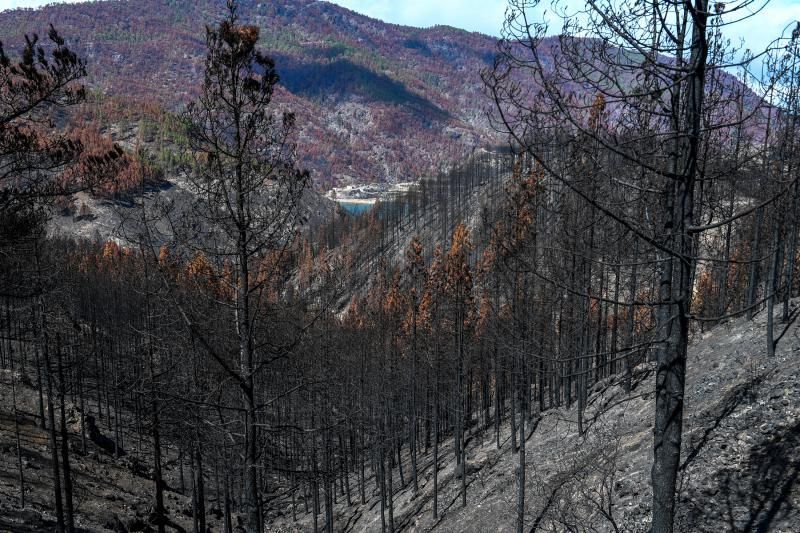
[{"xmin": 338, "ymin": 200, "xmax": 375, "ymax": 216}]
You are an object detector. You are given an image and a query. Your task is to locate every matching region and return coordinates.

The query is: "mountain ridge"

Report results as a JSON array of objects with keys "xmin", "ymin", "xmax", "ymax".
[{"xmin": 0, "ymin": 0, "xmax": 506, "ymax": 188}]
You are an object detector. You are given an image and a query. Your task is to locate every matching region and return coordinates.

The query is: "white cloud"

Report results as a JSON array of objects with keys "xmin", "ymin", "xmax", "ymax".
[
  {"xmin": 725, "ymin": 0, "xmax": 800, "ymax": 53},
  {"xmin": 329, "ymin": 0, "xmax": 508, "ymax": 36},
  {"xmin": 1, "ymin": 0, "xmax": 81, "ymax": 9},
  {"xmin": 0, "ymin": 0, "xmax": 86, "ymax": 11}
]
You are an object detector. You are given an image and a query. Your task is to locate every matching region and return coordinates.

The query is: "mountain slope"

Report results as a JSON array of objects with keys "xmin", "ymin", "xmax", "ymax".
[
  {"xmin": 0, "ymin": 0, "xmax": 505, "ymax": 188},
  {"xmin": 2, "ymin": 298, "xmax": 798, "ymax": 532},
  {"xmin": 262, "ymin": 303, "xmax": 800, "ymax": 532}
]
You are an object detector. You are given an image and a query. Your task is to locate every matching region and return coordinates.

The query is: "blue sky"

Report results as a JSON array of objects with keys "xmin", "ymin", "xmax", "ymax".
[
  {"xmin": 329, "ymin": 0, "xmax": 508, "ymax": 36},
  {"xmin": 3, "ymin": 0, "xmax": 800, "ymax": 55},
  {"xmin": 0, "ymin": 0, "xmax": 504, "ymax": 36}
]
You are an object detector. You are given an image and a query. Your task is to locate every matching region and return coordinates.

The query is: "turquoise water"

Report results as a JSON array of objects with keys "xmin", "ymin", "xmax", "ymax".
[{"xmin": 338, "ymin": 201, "xmax": 375, "ymax": 216}]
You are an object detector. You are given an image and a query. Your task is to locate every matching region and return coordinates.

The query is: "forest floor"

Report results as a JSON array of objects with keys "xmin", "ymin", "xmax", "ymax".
[
  {"xmin": 2, "ymin": 300, "xmax": 800, "ymax": 532},
  {"xmin": 0, "ymin": 368, "xmax": 231, "ymax": 532},
  {"xmin": 266, "ymin": 300, "xmax": 800, "ymax": 533}
]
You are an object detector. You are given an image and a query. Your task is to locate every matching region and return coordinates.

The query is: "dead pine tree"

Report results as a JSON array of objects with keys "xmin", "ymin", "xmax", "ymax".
[
  {"xmin": 485, "ymin": 1, "xmax": 786, "ymax": 531},
  {"xmin": 159, "ymin": 2, "xmax": 310, "ymax": 531}
]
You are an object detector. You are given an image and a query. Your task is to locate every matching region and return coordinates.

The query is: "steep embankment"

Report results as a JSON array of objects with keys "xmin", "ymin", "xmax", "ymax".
[
  {"xmin": 0, "ymin": 375, "xmax": 199, "ymax": 532},
  {"xmin": 44, "ymin": 119, "xmax": 337, "ymax": 245},
  {"xmin": 2, "ymin": 301, "xmax": 798, "ymax": 531},
  {"xmin": 262, "ymin": 302, "xmax": 800, "ymax": 532}
]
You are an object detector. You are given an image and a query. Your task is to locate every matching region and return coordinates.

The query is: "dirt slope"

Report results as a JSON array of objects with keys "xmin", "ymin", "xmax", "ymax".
[
  {"xmin": 2, "ymin": 302, "xmax": 799, "ymax": 532},
  {"xmin": 267, "ymin": 301, "xmax": 800, "ymax": 532}
]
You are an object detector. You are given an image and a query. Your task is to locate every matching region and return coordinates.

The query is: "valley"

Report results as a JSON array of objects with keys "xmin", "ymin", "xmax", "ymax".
[{"xmin": 1, "ymin": 1, "xmax": 799, "ymax": 533}]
